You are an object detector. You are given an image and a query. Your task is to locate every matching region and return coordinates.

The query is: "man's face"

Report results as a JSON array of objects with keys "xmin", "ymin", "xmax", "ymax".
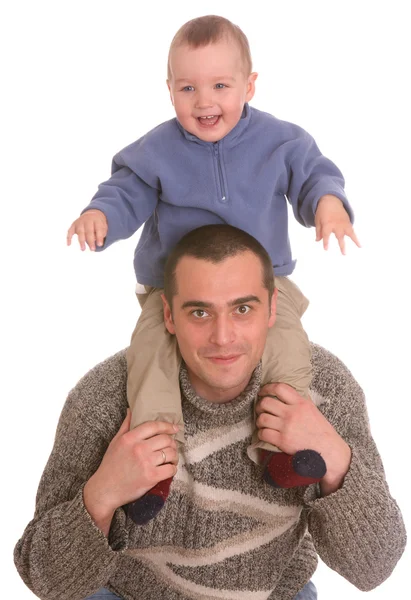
[
  {"xmin": 162, "ymin": 252, "xmax": 276, "ymax": 402},
  {"xmin": 167, "ymin": 40, "xmax": 257, "ymax": 142}
]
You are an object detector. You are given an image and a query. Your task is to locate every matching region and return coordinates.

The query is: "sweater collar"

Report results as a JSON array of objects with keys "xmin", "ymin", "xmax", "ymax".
[
  {"xmin": 179, "ymin": 361, "xmax": 262, "ymax": 421},
  {"xmin": 176, "ymin": 103, "xmax": 251, "ymax": 147}
]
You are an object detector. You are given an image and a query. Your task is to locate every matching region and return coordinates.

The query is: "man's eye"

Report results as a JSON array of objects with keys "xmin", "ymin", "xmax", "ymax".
[
  {"xmin": 235, "ymin": 305, "xmax": 251, "ymax": 315},
  {"xmin": 215, "ymin": 83, "xmax": 226, "ymax": 89},
  {"xmin": 192, "ymin": 309, "xmax": 208, "ymax": 318},
  {"xmin": 182, "ymin": 86, "xmax": 194, "ymax": 92}
]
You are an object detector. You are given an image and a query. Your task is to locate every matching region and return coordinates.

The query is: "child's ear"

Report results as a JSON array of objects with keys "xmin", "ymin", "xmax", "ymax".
[
  {"xmin": 166, "ymin": 80, "xmax": 175, "ymax": 106},
  {"xmin": 245, "ymin": 72, "xmax": 258, "ymax": 103}
]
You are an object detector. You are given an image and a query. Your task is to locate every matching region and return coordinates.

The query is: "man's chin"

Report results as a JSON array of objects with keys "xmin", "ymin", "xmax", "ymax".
[
  {"xmin": 185, "ymin": 353, "xmax": 256, "ymax": 400},
  {"xmin": 202, "ymin": 364, "xmax": 252, "ymax": 394}
]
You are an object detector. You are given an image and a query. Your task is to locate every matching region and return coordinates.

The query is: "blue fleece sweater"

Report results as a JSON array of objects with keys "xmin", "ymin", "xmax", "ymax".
[{"xmin": 84, "ymin": 104, "xmax": 353, "ymax": 287}]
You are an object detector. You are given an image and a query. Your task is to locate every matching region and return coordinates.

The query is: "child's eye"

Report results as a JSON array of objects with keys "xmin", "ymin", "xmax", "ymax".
[
  {"xmin": 235, "ymin": 305, "xmax": 251, "ymax": 315},
  {"xmin": 182, "ymin": 86, "xmax": 195, "ymax": 92},
  {"xmin": 215, "ymin": 83, "xmax": 226, "ymax": 89}
]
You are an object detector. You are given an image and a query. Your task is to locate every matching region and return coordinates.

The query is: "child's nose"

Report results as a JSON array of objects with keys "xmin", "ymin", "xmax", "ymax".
[{"xmin": 195, "ymin": 90, "xmax": 214, "ymax": 109}]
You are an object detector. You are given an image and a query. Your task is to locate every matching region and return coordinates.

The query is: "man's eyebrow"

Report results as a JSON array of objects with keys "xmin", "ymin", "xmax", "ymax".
[
  {"xmin": 229, "ymin": 295, "xmax": 261, "ymax": 306},
  {"xmin": 181, "ymin": 296, "xmax": 261, "ymax": 310},
  {"xmin": 181, "ymin": 300, "xmax": 213, "ymax": 310}
]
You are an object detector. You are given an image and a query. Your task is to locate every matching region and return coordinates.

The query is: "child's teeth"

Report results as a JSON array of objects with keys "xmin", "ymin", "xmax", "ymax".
[{"xmin": 198, "ymin": 115, "xmax": 219, "ymax": 125}]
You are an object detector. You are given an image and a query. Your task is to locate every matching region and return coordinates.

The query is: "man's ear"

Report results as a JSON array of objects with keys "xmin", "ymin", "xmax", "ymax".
[
  {"xmin": 161, "ymin": 293, "xmax": 176, "ymax": 334},
  {"xmin": 245, "ymin": 72, "xmax": 258, "ymax": 103},
  {"xmin": 166, "ymin": 80, "xmax": 175, "ymax": 106},
  {"xmin": 268, "ymin": 287, "xmax": 278, "ymax": 328}
]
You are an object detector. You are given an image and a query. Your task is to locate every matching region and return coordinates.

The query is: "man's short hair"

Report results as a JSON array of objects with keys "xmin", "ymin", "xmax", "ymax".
[{"xmin": 163, "ymin": 225, "xmax": 274, "ymax": 308}]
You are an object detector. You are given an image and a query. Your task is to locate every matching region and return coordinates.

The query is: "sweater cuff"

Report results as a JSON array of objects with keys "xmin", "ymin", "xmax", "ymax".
[
  {"xmin": 78, "ymin": 484, "xmax": 128, "ymax": 553},
  {"xmin": 303, "ymin": 447, "xmax": 407, "ymax": 590},
  {"xmin": 30, "ymin": 486, "xmax": 130, "ymax": 599},
  {"xmin": 304, "ymin": 446, "xmax": 367, "ymax": 507}
]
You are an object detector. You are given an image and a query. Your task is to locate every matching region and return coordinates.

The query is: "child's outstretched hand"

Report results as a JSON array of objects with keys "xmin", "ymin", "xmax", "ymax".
[
  {"xmin": 67, "ymin": 209, "xmax": 108, "ymax": 251},
  {"xmin": 315, "ymin": 194, "xmax": 360, "ymax": 255}
]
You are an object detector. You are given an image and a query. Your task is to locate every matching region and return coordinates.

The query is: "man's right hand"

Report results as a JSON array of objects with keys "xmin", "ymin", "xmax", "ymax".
[
  {"xmin": 66, "ymin": 209, "xmax": 108, "ymax": 251},
  {"xmin": 83, "ymin": 410, "xmax": 179, "ymax": 534}
]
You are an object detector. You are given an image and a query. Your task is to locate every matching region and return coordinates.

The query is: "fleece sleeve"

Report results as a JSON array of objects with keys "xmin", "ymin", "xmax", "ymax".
[
  {"xmin": 81, "ymin": 144, "xmax": 160, "ymax": 250},
  {"xmin": 286, "ymin": 130, "xmax": 354, "ymax": 227}
]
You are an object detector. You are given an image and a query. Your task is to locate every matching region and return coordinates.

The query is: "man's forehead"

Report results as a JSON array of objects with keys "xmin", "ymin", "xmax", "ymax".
[
  {"xmin": 174, "ymin": 253, "xmax": 266, "ymax": 301},
  {"xmin": 175, "ymin": 252, "xmax": 261, "ymax": 274}
]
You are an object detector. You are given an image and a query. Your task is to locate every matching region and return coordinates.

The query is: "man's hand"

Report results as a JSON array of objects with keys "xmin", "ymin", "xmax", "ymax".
[
  {"xmin": 256, "ymin": 383, "xmax": 352, "ymax": 495},
  {"xmin": 83, "ymin": 410, "xmax": 179, "ymax": 534},
  {"xmin": 67, "ymin": 209, "xmax": 108, "ymax": 251},
  {"xmin": 315, "ymin": 194, "xmax": 360, "ymax": 255}
]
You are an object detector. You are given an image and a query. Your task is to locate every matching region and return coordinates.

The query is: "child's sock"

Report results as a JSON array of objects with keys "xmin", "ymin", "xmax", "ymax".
[
  {"xmin": 126, "ymin": 477, "xmax": 173, "ymax": 525},
  {"xmin": 261, "ymin": 449, "xmax": 326, "ymax": 488}
]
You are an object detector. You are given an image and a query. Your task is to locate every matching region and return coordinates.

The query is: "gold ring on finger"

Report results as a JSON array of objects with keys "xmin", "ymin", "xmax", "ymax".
[{"xmin": 160, "ymin": 449, "xmax": 167, "ymax": 465}]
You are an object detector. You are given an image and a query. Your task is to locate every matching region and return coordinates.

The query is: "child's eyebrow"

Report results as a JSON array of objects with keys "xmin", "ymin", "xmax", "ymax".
[
  {"xmin": 175, "ymin": 76, "xmax": 236, "ymax": 84},
  {"xmin": 212, "ymin": 76, "xmax": 236, "ymax": 82}
]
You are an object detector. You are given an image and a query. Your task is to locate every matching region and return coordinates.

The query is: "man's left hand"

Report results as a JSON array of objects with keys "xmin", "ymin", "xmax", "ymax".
[{"xmin": 256, "ymin": 383, "xmax": 352, "ymax": 494}]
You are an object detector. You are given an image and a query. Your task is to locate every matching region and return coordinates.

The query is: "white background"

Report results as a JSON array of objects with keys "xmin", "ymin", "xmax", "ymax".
[{"xmin": 2, "ymin": 0, "xmax": 410, "ymax": 598}]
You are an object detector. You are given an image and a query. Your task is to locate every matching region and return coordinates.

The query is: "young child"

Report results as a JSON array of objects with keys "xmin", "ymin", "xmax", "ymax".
[{"xmin": 67, "ymin": 15, "xmax": 359, "ymax": 525}]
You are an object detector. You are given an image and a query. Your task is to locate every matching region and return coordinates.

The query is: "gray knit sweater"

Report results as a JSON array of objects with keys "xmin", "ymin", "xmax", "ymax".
[{"xmin": 14, "ymin": 344, "xmax": 406, "ymax": 600}]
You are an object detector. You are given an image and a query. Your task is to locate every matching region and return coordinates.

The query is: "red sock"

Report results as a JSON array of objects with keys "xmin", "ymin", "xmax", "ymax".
[
  {"xmin": 261, "ymin": 450, "xmax": 326, "ymax": 488},
  {"xmin": 126, "ymin": 477, "xmax": 173, "ymax": 525}
]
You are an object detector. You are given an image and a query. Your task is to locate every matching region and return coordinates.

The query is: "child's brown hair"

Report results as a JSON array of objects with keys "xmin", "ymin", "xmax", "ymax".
[{"xmin": 167, "ymin": 15, "xmax": 252, "ymax": 80}]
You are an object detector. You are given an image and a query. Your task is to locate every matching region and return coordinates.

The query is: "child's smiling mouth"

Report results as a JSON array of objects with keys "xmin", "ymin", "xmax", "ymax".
[{"xmin": 197, "ymin": 115, "xmax": 221, "ymax": 127}]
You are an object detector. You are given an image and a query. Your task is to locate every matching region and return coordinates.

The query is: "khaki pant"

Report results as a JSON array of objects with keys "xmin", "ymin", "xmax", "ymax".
[{"xmin": 126, "ymin": 276, "xmax": 311, "ymax": 465}]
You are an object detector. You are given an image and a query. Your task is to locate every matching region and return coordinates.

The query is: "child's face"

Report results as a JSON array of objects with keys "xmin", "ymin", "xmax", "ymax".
[{"xmin": 167, "ymin": 40, "xmax": 257, "ymax": 142}]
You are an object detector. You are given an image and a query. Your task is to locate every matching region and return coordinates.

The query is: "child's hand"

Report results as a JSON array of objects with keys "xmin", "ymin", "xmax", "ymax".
[
  {"xmin": 315, "ymin": 194, "xmax": 360, "ymax": 255},
  {"xmin": 67, "ymin": 209, "xmax": 108, "ymax": 251}
]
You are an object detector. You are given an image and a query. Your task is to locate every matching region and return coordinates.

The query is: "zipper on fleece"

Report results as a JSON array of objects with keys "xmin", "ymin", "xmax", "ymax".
[{"xmin": 213, "ymin": 142, "xmax": 227, "ymax": 202}]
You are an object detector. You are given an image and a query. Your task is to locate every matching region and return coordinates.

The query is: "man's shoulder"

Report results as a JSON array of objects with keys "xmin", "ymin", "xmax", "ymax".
[
  {"xmin": 74, "ymin": 349, "xmax": 128, "ymax": 392},
  {"xmin": 310, "ymin": 342, "xmax": 365, "ymax": 410},
  {"xmin": 68, "ymin": 350, "xmax": 128, "ymax": 414},
  {"xmin": 56, "ymin": 350, "xmax": 128, "ymax": 443}
]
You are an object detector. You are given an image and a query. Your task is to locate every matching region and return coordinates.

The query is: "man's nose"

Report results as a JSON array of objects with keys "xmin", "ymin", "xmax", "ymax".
[{"xmin": 209, "ymin": 316, "xmax": 235, "ymax": 346}]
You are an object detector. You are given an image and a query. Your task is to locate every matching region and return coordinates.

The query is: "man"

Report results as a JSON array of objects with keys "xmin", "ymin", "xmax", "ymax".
[{"xmin": 14, "ymin": 225, "xmax": 406, "ymax": 600}]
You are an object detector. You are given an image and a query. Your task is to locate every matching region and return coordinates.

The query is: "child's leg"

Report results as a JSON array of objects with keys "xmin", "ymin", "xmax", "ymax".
[
  {"xmin": 262, "ymin": 276, "xmax": 312, "ymax": 397},
  {"xmin": 248, "ymin": 276, "xmax": 326, "ymax": 487},
  {"xmin": 125, "ymin": 286, "xmax": 182, "ymax": 524},
  {"xmin": 127, "ymin": 286, "xmax": 184, "ymax": 443}
]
